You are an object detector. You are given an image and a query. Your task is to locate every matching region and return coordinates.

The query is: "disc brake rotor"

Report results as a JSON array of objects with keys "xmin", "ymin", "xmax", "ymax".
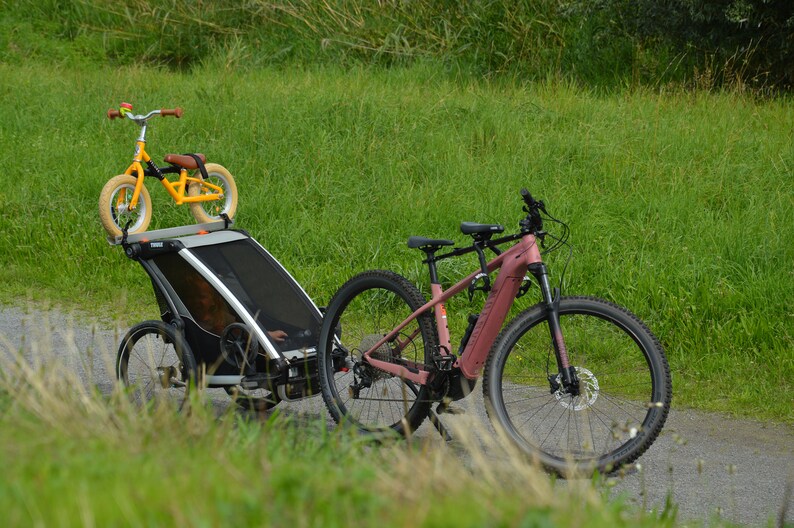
[{"xmin": 554, "ymin": 366, "xmax": 599, "ymax": 411}]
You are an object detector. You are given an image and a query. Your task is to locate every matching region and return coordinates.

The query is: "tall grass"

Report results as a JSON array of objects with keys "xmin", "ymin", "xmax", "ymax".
[
  {"xmin": 0, "ymin": 63, "xmax": 791, "ymax": 422},
  {"xmin": 0, "ymin": 322, "xmax": 671, "ymax": 527},
  {"xmin": 0, "ymin": 0, "xmax": 692, "ymax": 87}
]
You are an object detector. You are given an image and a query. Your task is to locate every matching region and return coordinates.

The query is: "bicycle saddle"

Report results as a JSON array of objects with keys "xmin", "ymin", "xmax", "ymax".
[
  {"xmin": 164, "ymin": 153, "xmax": 206, "ymax": 169},
  {"xmin": 407, "ymin": 236, "xmax": 454, "ymax": 250},
  {"xmin": 460, "ymin": 222, "xmax": 505, "ymax": 235}
]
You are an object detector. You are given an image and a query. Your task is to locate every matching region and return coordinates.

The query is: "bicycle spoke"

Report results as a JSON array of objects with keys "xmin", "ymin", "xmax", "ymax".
[
  {"xmin": 319, "ymin": 271, "xmax": 436, "ymax": 433},
  {"xmin": 119, "ymin": 322, "xmax": 195, "ymax": 409},
  {"xmin": 486, "ymin": 298, "xmax": 670, "ymax": 472}
]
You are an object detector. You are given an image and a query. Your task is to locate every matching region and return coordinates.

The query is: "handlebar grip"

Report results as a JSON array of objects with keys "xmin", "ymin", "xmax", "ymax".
[
  {"xmin": 107, "ymin": 109, "xmax": 122, "ymax": 120},
  {"xmin": 520, "ymin": 188, "xmax": 535, "ymax": 206},
  {"xmin": 160, "ymin": 107, "xmax": 183, "ymax": 118}
]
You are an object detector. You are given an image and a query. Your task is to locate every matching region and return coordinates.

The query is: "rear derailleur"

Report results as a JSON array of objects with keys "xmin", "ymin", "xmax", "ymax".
[{"xmin": 348, "ymin": 363, "xmax": 372, "ymax": 399}]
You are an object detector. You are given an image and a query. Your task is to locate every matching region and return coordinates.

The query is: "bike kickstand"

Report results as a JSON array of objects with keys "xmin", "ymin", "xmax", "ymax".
[{"xmin": 427, "ymin": 409, "xmax": 452, "ymax": 442}]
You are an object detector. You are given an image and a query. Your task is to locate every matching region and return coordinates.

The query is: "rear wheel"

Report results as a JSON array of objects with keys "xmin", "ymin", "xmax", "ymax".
[
  {"xmin": 483, "ymin": 296, "xmax": 671, "ymax": 474},
  {"xmin": 318, "ymin": 270, "xmax": 437, "ymax": 436},
  {"xmin": 117, "ymin": 320, "xmax": 198, "ymax": 410},
  {"xmin": 188, "ymin": 163, "xmax": 238, "ymax": 223},
  {"xmin": 99, "ymin": 174, "xmax": 152, "ymax": 237}
]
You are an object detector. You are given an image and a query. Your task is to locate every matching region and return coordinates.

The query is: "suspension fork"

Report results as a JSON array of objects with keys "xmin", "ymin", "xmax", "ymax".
[{"xmin": 528, "ymin": 263, "xmax": 579, "ymax": 395}]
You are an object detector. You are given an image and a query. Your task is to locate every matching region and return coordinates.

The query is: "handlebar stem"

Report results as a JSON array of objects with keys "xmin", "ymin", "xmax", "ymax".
[
  {"xmin": 136, "ymin": 123, "xmax": 149, "ymax": 143},
  {"xmin": 124, "ymin": 111, "xmax": 162, "ymax": 143}
]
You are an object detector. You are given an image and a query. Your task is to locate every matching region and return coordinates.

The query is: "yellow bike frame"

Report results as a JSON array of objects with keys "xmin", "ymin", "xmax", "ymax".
[{"xmin": 122, "ymin": 140, "xmax": 224, "ymax": 210}]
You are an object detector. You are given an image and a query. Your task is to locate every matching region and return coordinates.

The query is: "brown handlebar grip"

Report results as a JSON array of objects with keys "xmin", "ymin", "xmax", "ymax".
[
  {"xmin": 160, "ymin": 107, "xmax": 183, "ymax": 118},
  {"xmin": 107, "ymin": 109, "xmax": 122, "ymax": 120}
]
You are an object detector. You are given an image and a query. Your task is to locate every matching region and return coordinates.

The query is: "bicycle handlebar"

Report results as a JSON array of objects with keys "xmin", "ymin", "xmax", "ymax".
[
  {"xmin": 412, "ymin": 188, "xmax": 552, "ymax": 265},
  {"xmin": 521, "ymin": 188, "xmax": 538, "ymax": 207},
  {"xmin": 520, "ymin": 188, "xmax": 545, "ymax": 235},
  {"xmin": 107, "ymin": 104, "xmax": 183, "ymax": 121}
]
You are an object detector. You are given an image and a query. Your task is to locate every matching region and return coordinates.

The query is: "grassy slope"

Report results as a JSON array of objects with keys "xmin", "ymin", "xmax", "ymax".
[{"xmin": 0, "ymin": 63, "xmax": 791, "ymax": 423}]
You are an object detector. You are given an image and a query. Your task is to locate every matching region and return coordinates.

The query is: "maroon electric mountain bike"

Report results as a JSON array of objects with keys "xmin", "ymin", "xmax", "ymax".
[{"xmin": 317, "ymin": 189, "xmax": 671, "ymax": 474}]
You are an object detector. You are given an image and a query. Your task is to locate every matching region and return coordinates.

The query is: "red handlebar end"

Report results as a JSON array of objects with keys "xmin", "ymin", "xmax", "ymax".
[
  {"xmin": 107, "ymin": 109, "xmax": 121, "ymax": 120},
  {"xmin": 160, "ymin": 107, "xmax": 184, "ymax": 118}
]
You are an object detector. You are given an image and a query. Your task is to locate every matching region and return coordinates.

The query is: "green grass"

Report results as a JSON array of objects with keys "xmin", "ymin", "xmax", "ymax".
[
  {"xmin": 0, "ymin": 345, "xmax": 673, "ymax": 527},
  {"xmin": 1, "ymin": 62, "xmax": 791, "ymax": 422}
]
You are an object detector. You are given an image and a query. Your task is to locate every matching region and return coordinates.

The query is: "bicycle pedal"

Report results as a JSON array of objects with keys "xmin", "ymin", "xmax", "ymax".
[
  {"xmin": 436, "ymin": 402, "xmax": 465, "ymax": 415},
  {"xmin": 433, "ymin": 352, "xmax": 456, "ymax": 372}
]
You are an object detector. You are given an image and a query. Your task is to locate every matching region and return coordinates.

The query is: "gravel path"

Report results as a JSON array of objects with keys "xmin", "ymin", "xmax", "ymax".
[{"xmin": 1, "ymin": 305, "xmax": 791, "ymax": 527}]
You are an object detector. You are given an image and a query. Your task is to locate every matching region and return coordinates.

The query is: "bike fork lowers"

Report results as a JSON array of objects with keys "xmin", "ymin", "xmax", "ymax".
[{"xmin": 528, "ymin": 263, "xmax": 579, "ymax": 395}]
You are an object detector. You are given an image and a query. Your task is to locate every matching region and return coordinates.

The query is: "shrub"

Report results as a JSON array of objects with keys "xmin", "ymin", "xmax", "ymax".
[{"xmin": 571, "ymin": 0, "xmax": 794, "ymax": 89}]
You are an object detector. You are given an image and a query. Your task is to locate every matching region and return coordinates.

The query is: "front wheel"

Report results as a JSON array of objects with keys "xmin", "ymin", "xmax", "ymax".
[
  {"xmin": 117, "ymin": 320, "xmax": 198, "ymax": 410},
  {"xmin": 99, "ymin": 174, "xmax": 152, "ymax": 237},
  {"xmin": 187, "ymin": 163, "xmax": 238, "ymax": 223},
  {"xmin": 483, "ymin": 296, "xmax": 671, "ymax": 474},
  {"xmin": 317, "ymin": 270, "xmax": 438, "ymax": 436}
]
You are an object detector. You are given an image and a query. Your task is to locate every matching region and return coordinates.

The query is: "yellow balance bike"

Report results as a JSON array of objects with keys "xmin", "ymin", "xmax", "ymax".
[{"xmin": 99, "ymin": 103, "xmax": 238, "ymax": 237}]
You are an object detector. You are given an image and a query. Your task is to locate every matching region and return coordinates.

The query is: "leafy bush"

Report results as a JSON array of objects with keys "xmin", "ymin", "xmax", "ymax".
[
  {"xmin": 1, "ymin": 1, "xmax": 793, "ymax": 88},
  {"xmin": 571, "ymin": 0, "xmax": 794, "ymax": 89}
]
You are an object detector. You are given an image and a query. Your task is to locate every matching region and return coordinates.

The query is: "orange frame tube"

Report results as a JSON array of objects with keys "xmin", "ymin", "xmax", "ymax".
[{"xmin": 121, "ymin": 141, "xmax": 224, "ymax": 209}]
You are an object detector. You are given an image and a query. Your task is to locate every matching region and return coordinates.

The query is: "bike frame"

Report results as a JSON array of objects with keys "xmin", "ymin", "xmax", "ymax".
[
  {"xmin": 120, "ymin": 117, "xmax": 224, "ymax": 211},
  {"xmin": 362, "ymin": 233, "xmax": 573, "ymax": 385}
]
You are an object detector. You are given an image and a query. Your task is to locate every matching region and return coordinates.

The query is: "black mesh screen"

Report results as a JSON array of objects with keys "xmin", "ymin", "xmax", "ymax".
[
  {"xmin": 190, "ymin": 239, "xmax": 321, "ymax": 347},
  {"xmin": 152, "ymin": 252, "xmax": 239, "ymax": 335}
]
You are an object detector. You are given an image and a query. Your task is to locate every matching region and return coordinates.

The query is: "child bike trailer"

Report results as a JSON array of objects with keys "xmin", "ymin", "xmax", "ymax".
[{"xmin": 110, "ymin": 220, "xmax": 323, "ymax": 410}]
